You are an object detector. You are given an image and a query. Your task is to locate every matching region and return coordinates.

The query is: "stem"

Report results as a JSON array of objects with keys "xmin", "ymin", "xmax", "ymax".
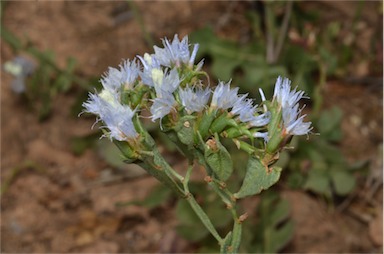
[
  {"xmin": 229, "ymin": 208, "xmax": 242, "ymax": 254},
  {"xmin": 274, "ymin": 1, "xmax": 293, "ymax": 63},
  {"xmin": 126, "ymin": 1, "xmax": 154, "ymax": 48},
  {"xmin": 208, "ymin": 178, "xmax": 242, "ymax": 254},
  {"xmin": 183, "ymin": 164, "xmax": 224, "ymax": 245}
]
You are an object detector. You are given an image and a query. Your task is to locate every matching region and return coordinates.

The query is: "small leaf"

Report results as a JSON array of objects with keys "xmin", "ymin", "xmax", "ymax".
[
  {"xmin": 303, "ymin": 169, "xmax": 331, "ymax": 197},
  {"xmin": 204, "ymin": 133, "xmax": 233, "ymax": 181},
  {"xmin": 270, "ymin": 220, "xmax": 294, "ymax": 253},
  {"xmin": 330, "ymin": 169, "xmax": 356, "ymax": 196},
  {"xmin": 175, "ymin": 116, "xmax": 196, "ymax": 146},
  {"xmin": 235, "ymin": 156, "xmax": 281, "ymax": 199}
]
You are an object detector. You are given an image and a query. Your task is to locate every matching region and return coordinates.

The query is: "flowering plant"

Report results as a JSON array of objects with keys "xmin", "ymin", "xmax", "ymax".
[{"xmin": 82, "ymin": 34, "xmax": 312, "ymax": 253}]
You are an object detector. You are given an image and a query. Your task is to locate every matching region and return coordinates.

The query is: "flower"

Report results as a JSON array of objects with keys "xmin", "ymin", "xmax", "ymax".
[
  {"xmin": 231, "ymin": 95, "xmax": 256, "ymax": 122},
  {"xmin": 273, "ymin": 76, "xmax": 312, "ymax": 135},
  {"xmin": 3, "ymin": 56, "xmax": 36, "ymax": 93},
  {"xmin": 138, "ymin": 53, "xmax": 162, "ymax": 87},
  {"xmin": 211, "ymin": 80, "xmax": 239, "ymax": 110},
  {"xmin": 101, "ymin": 59, "xmax": 140, "ymax": 92},
  {"xmin": 154, "ymin": 34, "xmax": 199, "ymax": 67},
  {"xmin": 254, "ymin": 132, "xmax": 269, "ymax": 142},
  {"xmin": 119, "ymin": 59, "xmax": 140, "ymax": 89},
  {"xmin": 150, "ymin": 92, "xmax": 176, "ymax": 122},
  {"xmin": 179, "ymin": 86, "xmax": 211, "ymax": 113},
  {"xmin": 153, "ymin": 68, "xmax": 181, "ymax": 96},
  {"xmin": 83, "ymin": 90, "xmax": 137, "ymax": 141},
  {"xmin": 249, "ymin": 112, "xmax": 271, "ymax": 127}
]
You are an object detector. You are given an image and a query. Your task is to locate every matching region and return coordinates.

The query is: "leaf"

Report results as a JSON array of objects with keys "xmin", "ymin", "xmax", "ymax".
[
  {"xmin": 176, "ymin": 224, "xmax": 209, "ymax": 243},
  {"xmin": 235, "ymin": 156, "xmax": 281, "ymax": 199},
  {"xmin": 316, "ymin": 106, "xmax": 343, "ymax": 141},
  {"xmin": 175, "ymin": 116, "xmax": 196, "ymax": 146},
  {"xmin": 116, "ymin": 184, "xmax": 172, "ymax": 209},
  {"xmin": 303, "ymin": 168, "xmax": 331, "ymax": 197},
  {"xmin": 204, "ymin": 134, "xmax": 233, "ymax": 181},
  {"xmin": 330, "ymin": 169, "xmax": 356, "ymax": 196},
  {"xmin": 249, "ymin": 191, "xmax": 294, "ymax": 253},
  {"xmin": 269, "ymin": 220, "xmax": 294, "ymax": 253}
]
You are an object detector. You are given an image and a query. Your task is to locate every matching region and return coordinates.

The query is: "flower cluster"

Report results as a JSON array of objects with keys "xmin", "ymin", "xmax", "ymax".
[{"xmin": 82, "ymin": 34, "xmax": 311, "ymax": 148}]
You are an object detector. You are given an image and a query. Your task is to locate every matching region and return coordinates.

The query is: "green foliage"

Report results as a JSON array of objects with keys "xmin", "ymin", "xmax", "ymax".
[
  {"xmin": 190, "ymin": 27, "xmax": 287, "ymax": 97},
  {"xmin": 242, "ymin": 191, "xmax": 294, "ymax": 253},
  {"xmin": 176, "ymin": 182, "xmax": 232, "ymax": 243},
  {"xmin": 116, "ymin": 184, "xmax": 172, "ymax": 209},
  {"xmin": 235, "ymin": 156, "xmax": 281, "ymax": 199},
  {"xmin": 204, "ymin": 134, "xmax": 234, "ymax": 181},
  {"xmin": 285, "ymin": 107, "xmax": 363, "ymax": 198}
]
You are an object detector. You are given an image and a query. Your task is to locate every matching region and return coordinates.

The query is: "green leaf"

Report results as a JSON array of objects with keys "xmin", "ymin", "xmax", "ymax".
[
  {"xmin": 330, "ymin": 169, "xmax": 356, "ymax": 195},
  {"xmin": 269, "ymin": 220, "xmax": 294, "ymax": 253},
  {"xmin": 116, "ymin": 184, "xmax": 172, "ymax": 209},
  {"xmin": 176, "ymin": 224, "xmax": 209, "ymax": 243},
  {"xmin": 175, "ymin": 116, "xmax": 196, "ymax": 146},
  {"xmin": 204, "ymin": 133, "xmax": 233, "ymax": 181},
  {"xmin": 235, "ymin": 156, "xmax": 281, "ymax": 199},
  {"xmin": 303, "ymin": 168, "xmax": 331, "ymax": 197},
  {"xmin": 249, "ymin": 191, "xmax": 294, "ymax": 253},
  {"xmin": 316, "ymin": 106, "xmax": 343, "ymax": 141}
]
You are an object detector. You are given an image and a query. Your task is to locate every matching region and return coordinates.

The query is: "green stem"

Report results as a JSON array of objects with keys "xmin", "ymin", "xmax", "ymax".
[
  {"xmin": 208, "ymin": 178, "xmax": 242, "ymax": 254},
  {"xmin": 126, "ymin": 1, "xmax": 154, "ymax": 48},
  {"xmin": 229, "ymin": 209, "xmax": 242, "ymax": 254},
  {"xmin": 183, "ymin": 165, "xmax": 224, "ymax": 245}
]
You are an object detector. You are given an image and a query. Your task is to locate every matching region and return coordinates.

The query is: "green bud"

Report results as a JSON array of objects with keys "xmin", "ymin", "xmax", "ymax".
[
  {"xmin": 174, "ymin": 116, "xmax": 196, "ymax": 146},
  {"xmin": 210, "ymin": 113, "xmax": 238, "ymax": 134},
  {"xmin": 113, "ymin": 140, "xmax": 139, "ymax": 163},
  {"xmin": 265, "ymin": 100, "xmax": 285, "ymax": 154},
  {"xmin": 197, "ymin": 110, "xmax": 216, "ymax": 140},
  {"xmin": 224, "ymin": 126, "xmax": 252, "ymax": 139},
  {"xmin": 233, "ymin": 139, "xmax": 256, "ymax": 154}
]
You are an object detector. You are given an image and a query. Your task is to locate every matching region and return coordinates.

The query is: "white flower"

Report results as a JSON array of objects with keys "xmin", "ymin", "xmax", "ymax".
[
  {"xmin": 254, "ymin": 132, "xmax": 269, "ymax": 142},
  {"xmin": 83, "ymin": 90, "xmax": 137, "ymax": 141},
  {"xmin": 150, "ymin": 92, "xmax": 176, "ymax": 122},
  {"xmin": 211, "ymin": 80, "xmax": 239, "ymax": 110},
  {"xmin": 138, "ymin": 53, "xmax": 162, "ymax": 87},
  {"xmin": 273, "ymin": 76, "xmax": 312, "ymax": 135},
  {"xmin": 249, "ymin": 112, "xmax": 271, "ymax": 127},
  {"xmin": 101, "ymin": 59, "xmax": 139, "ymax": 91},
  {"xmin": 179, "ymin": 86, "xmax": 211, "ymax": 113},
  {"xmin": 154, "ymin": 34, "xmax": 199, "ymax": 67}
]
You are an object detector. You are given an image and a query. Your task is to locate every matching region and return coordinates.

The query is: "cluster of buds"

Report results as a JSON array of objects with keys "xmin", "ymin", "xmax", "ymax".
[{"xmin": 82, "ymin": 34, "xmax": 312, "ymax": 253}]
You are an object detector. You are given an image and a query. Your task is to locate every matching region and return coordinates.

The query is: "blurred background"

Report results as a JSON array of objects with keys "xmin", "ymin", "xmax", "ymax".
[{"xmin": 1, "ymin": 1, "xmax": 382, "ymax": 253}]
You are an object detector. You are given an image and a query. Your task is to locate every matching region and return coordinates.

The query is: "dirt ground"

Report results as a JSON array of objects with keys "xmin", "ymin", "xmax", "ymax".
[{"xmin": 1, "ymin": 1, "xmax": 382, "ymax": 253}]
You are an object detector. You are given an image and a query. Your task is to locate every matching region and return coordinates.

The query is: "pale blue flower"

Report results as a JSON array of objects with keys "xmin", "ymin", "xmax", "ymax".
[
  {"xmin": 101, "ymin": 59, "xmax": 140, "ymax": 91},
  {"xmin": 153, "ymin": 68, "xmax": 181, "ymax": 96},
  {"xmin": 211, "ymin": 81, "xmax": 239, "ymax": 110},
  {"xmin": 231, "ymin": 95, "xmax": 257, "ymax": 123},
  {"xmin": 273, "ymin": 76, "xmax": 306, "ymax": 109},
  {"xmin": 4, "ymin": 56, "xmax": 36, "ymax": 93},
  {"xmin": 154, "ymin": 34, "xmax": 199, "ymax": 67},
  {"xmin": 150, "ymin": 92, "xmax": 176, "ymax": 122},
  {"xmin": 249, "ymin": 112, "xmax": 271, "ymax": 127},
  {"xmin": 119, "ymin": 59, "xmax": 140, "ymax": 89},
  {"xmin": 273, "ymin": 76, "xmax": 312, "ymax": 135},
  {"xmin": 254, "ymin": 132, "xmax": 269, "ymax": 142},
  {"xmin": 179, "ymin": 86, "xmax": 211, "ymax": 113},
  {"xmin": 138, "ymin": 53, "xmax": 162, "ymax": 87},
  {"xmin": 83, "ymin": 90, "xmax": 137, "ymax": 141}
]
